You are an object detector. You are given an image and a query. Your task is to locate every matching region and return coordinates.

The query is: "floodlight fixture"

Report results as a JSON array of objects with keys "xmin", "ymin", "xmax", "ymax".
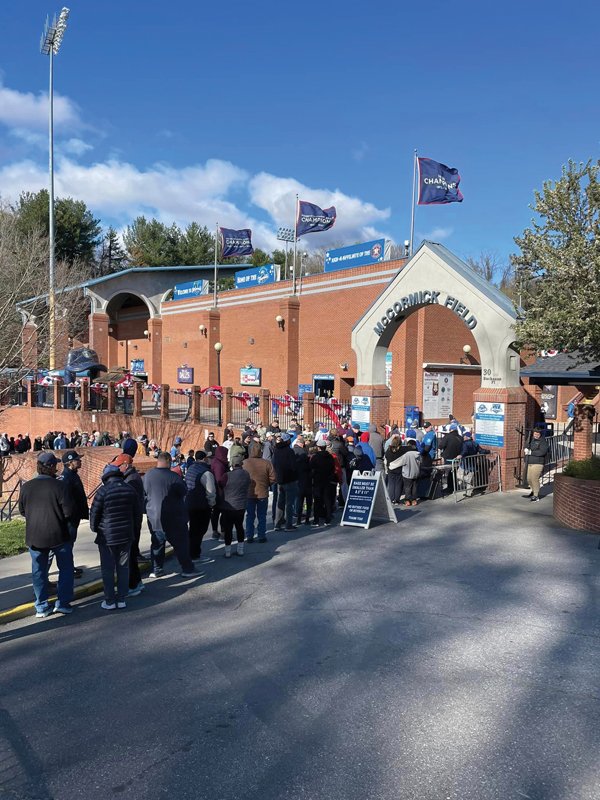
[
  {"xmin": 277, "ymin": 227, "xmax": 295, "ymax": 243},
  {"xmin": 40, "ymin": 7, "xmax": 70, "ymax": 55}
]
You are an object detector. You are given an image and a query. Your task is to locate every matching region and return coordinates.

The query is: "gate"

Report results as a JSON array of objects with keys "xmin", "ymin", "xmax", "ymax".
[
  {"xmin": 515, "ymin": 427, "xmax": 574, "ymax": 487},
  {"xmin": 452, "ymin": 453, "xmax": 502, "ymax": 502}
]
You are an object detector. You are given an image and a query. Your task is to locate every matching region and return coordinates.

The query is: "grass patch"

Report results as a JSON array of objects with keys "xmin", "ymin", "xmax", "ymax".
[
  {"xmin": 563, "ymin": 455, "xmax": 600, "ymax": 481},
  {"xmin": 0, "ymin": 518, "xmax": 26, "ymax": 558}
]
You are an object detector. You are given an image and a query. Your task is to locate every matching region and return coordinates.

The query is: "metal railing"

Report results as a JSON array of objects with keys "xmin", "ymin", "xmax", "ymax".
[
  {"xmin": 114, "ymin": 388, "xmax": 134, "ymax": 415},
  {"xmin": 33, "ymin": 384, "xmax": 54, "ymax": 407},
  {"xmin": 313, "ymin": 399, "xmax": 351, "ymax": 429},
  {"xmin": 141, "ymin": 388, "xmax": 160, "ymax": 417},
  {"xmin": 271, "ymin": 395, "xmax": 303, "ymax": 430},
  {"xmin": 451, "ymin": 453, "xmax": 502, "ymax": 502},
  {"xmin": 515, "ymin": 427, "xmax": 574, "ymax": 487},
  {"xmin": 229, "ymin": 394, "xmax": 260, "ymax": 427},
  {"xmin": 89, "ymin": 388, "xmax": 108, "ymax": 412},
  {"xmin": 0, "ymin": 479, "xmax": 22, "ymax": 521},
  {"xmin": 168, "ymin": 390, "xmax": 192, "ymax": 422}
]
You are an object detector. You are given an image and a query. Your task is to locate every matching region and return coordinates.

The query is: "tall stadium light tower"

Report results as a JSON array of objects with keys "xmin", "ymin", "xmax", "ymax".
[{"xmin": 40, "ymin": 7, "xmax": 70, "ymax": 370}]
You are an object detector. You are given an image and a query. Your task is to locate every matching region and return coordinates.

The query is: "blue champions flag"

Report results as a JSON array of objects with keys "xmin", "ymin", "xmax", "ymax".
[
  {"xmin": 220, "ymin": 227, "xmax": 254, "ymax": 258},
  {"xmin": 418, "ymin": 158, "xmax": 463, "ymax": 205},
  {"xmin": 296, "ymin": 200, "xmax": 337, "ymax": 237}
]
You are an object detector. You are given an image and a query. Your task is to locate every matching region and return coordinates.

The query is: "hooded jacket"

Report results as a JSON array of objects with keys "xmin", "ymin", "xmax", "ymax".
[
  {"xmin": 90, "ymin": 466, "xmax": 138, "ymax": 547},
  {"xmin": 211, "ymin": 446, "xmax": 230, "ymax": 493},
  {"xmin": 221, "ymin": 465, "xmax": 251, "ymax": 511},
  {"xmin": 243, "ymin": 443, "xmax": 276, "ymax": 499},
  {"xmin": 272, "ymin": 439, "xmax": 298, "ymax": 484},
  {"xmin": 185, "ymin": 460, "xmax": 217, "ymax": 509},
  {"xmin": 123, "ymin": 465, "xmax": 144, "ymax": 530},
  {"xmin": 389, "ymin": 448, "xmax": 421, "ymax": 480}
]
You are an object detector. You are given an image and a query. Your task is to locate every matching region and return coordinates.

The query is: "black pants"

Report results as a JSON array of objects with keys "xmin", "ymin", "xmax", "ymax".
[
  {"xmin": 313, "ymin": 485, "xmax": 333, "ymax": 524},
  {"xmin": 387, "ymin": 472, "xmax": 403, "ymax": 502},
  {"xmin": 128, "ymin": 525, "xmax": 142, "ymax": 589},
  {"xmin": 211, "ymin": 506, "xmax": 222, "ymax": 535},
  {"xmin": 403, "ymin": 478, "xmax": 417, "ymax": 501},
  {"xmin": 296, "ymin": 482, "xmax": 313, "ymax": 522},
  {"xmin": 189, "ymin": 508, "xmax": 212, "ymax": 559},
  {"xmin": 221, "ymin": 510, "xmax": 245, "ymax": 546}
]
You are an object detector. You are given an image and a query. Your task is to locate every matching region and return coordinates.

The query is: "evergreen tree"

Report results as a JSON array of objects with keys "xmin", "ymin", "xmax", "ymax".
[
  {"xmin": 179, "ymin": 222, "xmax": 214, "ymax": 265},
  {"xmin": 123, "ymin": 216, "xmax": 182, "ymax": 266},
  {"xmin": 513, "ymin": 159, "xmax": 600, "ymax": 359},
  {"xmin": 97, "ymin": 227, "xmax": 128, "ymax": 276}
]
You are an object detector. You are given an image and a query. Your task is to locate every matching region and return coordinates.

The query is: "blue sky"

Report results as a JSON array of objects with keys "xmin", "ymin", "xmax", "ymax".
[{"xmin": 1, "ymin": 0, "xmax": 598, "ymax": 264}]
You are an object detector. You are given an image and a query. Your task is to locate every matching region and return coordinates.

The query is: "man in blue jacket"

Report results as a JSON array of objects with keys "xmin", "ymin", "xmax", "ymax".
[{"xmin": 143, "ymin": 452, "xmax": 196, "ymax": 578}]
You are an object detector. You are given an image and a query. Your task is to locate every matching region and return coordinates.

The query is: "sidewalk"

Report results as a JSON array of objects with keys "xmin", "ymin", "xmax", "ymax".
[{"xmin": 0, "ymin": 520, "xmax": 161, "ymax": 624}]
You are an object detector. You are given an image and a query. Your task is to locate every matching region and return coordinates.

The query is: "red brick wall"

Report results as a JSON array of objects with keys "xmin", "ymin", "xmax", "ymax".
[{"xmin": 554, "ymin": 474, "xmax": 600, "ymax": 532}]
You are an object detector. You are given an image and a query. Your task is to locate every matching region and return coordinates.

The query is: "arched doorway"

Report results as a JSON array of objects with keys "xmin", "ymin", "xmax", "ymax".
[{"xmin": 105, "ymin": 293, "xmax": 152, "ymax": 379}]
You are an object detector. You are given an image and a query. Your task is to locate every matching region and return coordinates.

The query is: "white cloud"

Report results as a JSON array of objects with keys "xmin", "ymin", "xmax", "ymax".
[
  {"xmin": 418, "ymin": 226, "xmax": 454, "ymax": 242},
  {"xmin": 0, "ymin": 82, "xmax": 82, "ymax": 130},
  {"xmin": 352, "ymin": 141, "xmax": 369, "ymax": 162},
  {"xmin": 61, "ymin": 138, "xmax": 93, "ymax": 156}
]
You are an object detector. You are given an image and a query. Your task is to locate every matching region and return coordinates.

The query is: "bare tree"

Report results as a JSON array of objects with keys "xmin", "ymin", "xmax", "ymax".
[{"xmin": 465, "ymin": 251, "xmax": 515, "ymax": 300}]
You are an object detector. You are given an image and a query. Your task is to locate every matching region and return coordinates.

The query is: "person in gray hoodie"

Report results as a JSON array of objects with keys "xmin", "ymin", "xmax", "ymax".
[
  {"xmin": 367, "ymin": 424, "xmax": 385, "ymax": 471},
  {"xmin": 221, "ymin": 453, "xmax": 251, "ymax": 558},
  {"xmin": 389, "ymin": 440, "xmax": 421, "ymax": 507}
]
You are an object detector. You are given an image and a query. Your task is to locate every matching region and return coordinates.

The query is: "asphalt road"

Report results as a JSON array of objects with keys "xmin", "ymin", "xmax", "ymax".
[{"xmin": 1, "ymin": 491, "xmax": 599, "ymax": 800}]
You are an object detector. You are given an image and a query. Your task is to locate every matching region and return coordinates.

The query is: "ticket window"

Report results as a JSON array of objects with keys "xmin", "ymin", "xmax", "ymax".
[{"xmin": 314, "ymin": 378, "xmax": 334, "ymax": 398}]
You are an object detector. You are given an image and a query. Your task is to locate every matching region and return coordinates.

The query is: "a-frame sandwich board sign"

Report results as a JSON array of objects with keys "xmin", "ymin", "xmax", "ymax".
[{"xmin": 340, "ymin": 470, "xmax": 397, "ymax": 529}]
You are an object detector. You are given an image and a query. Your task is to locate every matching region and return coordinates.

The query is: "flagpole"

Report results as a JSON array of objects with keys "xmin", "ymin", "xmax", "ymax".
[
  {"xmin": 409, "ymin": 149, "xmax": 418, "ymax": 257},
  {"xmin": 213, "ymin": 222, "xmax": 219, "ymax": 308},
  {"xmin": 292, "ymin": 194, "xmax": 299, "ymax": 295}
]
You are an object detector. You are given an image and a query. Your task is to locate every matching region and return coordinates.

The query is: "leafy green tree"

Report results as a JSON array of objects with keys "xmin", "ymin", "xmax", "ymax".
[
  {"xmin": 123, "ymin": 216, "xmax": 182, "ymax": 266},
  {"xmin": 513, "ymin": 160, "xmax": 600, "ymax": 358},
  {"xmin": 96, "ymin": 227, "xmax": 128, "ymax": 276},
  {"xmin": 250, "ymin": 248, "xmax": 270, "ymax": 267},
  {"xmin": 179, "ymin": 222, "xmax": 214, "ymax": 265},
  {"xmin": 15, "ymin": 189, "xmax": 101, "ymax": 267}
]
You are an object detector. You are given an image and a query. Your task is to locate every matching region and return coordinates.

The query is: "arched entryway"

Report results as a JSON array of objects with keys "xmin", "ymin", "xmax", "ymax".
[{"xmin": 104, "ymin": 293, "xmax": 152, "ymax": 380}]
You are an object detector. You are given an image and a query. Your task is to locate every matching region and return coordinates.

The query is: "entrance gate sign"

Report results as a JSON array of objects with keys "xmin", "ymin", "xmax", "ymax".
[
  {"xmin": 341, "ymin": 471, "xmax": 397, "ymax": 528},
  {"xmin": 373, "ymin": 290, "xmax": 478, "ymax": 335},
  {"xmin": 351, "ymin": 395, "xmax": 371, "ymax": 431},
  {"xmin": 474, "ymin": 402, "xmax": 505, "ymax": 447}
]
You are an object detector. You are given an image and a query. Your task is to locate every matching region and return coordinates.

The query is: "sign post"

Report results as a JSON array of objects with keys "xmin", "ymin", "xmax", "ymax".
[{"xmin": 341, "ymin": 471, "xmax": 397, "ymax": 529}]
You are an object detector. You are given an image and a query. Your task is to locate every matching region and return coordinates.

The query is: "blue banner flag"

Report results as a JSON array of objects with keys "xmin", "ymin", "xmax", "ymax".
[
  {"xmin": 220, "ymin": 227, "xmax": 254, "ymax": 258},
  {"xmin": 418, "ymin": 158, "xmax": 463, "ymax": 205},
  {"xmin": 296, "ymin": 200, "xmax": 337, "ymax": 237},
  {"xmin": 235, "ymin": 263, "xmax": 276, "ymax": 289}
]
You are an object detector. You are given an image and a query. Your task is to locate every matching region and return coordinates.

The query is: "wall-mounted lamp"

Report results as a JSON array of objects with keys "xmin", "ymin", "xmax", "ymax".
[
  {"xmin": 248, "ymin": 337, "xmax": 255, "ymax": 345},
  {"xmin": 339, "ymin": 362, "xmax": 349, "ymax": 371},
  {"xmin": 460, "ymin": 344, "xmax": 472, "ymax": 364},
  {"xmin": 199, "ymin": 324, "xmax": 207, "ymax": 337},
  {"xmin": 108, "ymin": 327, "xmax": 114, "ymax": 334},
  {"xmin": 143, "ymin": 329, "xmax": 151, "ymax": 341},
  {"xmin": 275, "ymin": 314, "xmax": 285, "ymax": 330}
]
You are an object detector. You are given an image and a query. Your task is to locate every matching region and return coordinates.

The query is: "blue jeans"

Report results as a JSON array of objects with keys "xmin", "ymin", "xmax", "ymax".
[
  {"xmin": 246, "ymin": 497, "xmax": 268, "ymax": 540},
  {"xmin": 29, "ymin": 542, "xmax": 74, "ymax": 612},
  {"xmin": 275, "ymin": 481, "xmax": 298, "ymax": 528}
]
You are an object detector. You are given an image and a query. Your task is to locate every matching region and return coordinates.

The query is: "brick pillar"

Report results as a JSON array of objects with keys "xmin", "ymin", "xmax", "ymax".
[
  {"xmin": 161, "ymin": 383, "xmax": 170, "ymax": 420},
  {"xmin": 473, "ymin": 385, "xmax": 527, "ymax": 490},
  {"xmin": 206, "ymin": 310, "xmax": 221, "ymax": 386},
  {"xmin": 89, "ymin": 312, "xmax": 110, "ymax": 369},
  {"xmin": 133, "ymin": 382, "xmax": 143, "ymax": 416},
  {"xmin": 22, "ymin": 323, "xmax": 38, "ymax": 369},
  {"xmin": 351, "ymin": 384, "xmax": 391, "ymax": 431},
  {"xmin": 224, "ymin": 387, "xmax": 233, "ymax": 427},
  {"xmin": 573, "ymin": 403, "xmax": 595, "ymax": 461},
  {"xmin": 303, "ymin": 391, "xmax": 315, "ymax": 431},
  {"xmin": 147, "ymin": 318, "xmax": 163, "ymax": 385},
  {"xmin": 191, "ymin": 385, "xmax": 201, "ymax": 424},
  {"xmin": 278, "ymin": 296, "xmax": 300, "ymax": 394},
  {"xmin": 107, "ymin": 381, "xmax": 116, "ymax": 414},
  {"xmin": 80, "ymin": 378, "xmax": 89, "ymax": 412},
  {"xmin": 260, "ymin": 389, "xmax": 271, "ymax": 428}
]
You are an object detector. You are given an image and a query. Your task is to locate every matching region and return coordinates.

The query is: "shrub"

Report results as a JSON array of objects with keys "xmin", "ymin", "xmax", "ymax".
[{"xmin": 562, "ymin": 456, "xmax": 600, "ymax": 481}]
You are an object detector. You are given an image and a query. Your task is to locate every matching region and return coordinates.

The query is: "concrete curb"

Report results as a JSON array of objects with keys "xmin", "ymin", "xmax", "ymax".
[{"xmin": 0, "ymin": 549, "xmax": 174, "ymax": 626}]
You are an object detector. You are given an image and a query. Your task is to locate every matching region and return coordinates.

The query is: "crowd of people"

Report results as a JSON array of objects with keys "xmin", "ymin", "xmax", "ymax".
[{"xmin": 16, "ymin": 412, "xmax": 503, "ymax": 619}]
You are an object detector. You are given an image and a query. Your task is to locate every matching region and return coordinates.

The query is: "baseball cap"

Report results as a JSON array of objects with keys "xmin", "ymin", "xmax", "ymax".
[
  {"xmin": 61, "ymin": 450, "xmax": 83, "ymax": 464},
  {"xmin": 112, "ymin": 453, "xmax": 133, "ymax": 467},
  {"xmin": 174, "ymin": 436, "xmax": 183, "ymax": 445},
  {"xmin": 423, "ymin": 421, "xmax": 432, "ymax": 429},
  {"xmin": 317, "ymin": 440, "xmax": 327, "ymax": 448},
  {"xmin": 38, "ymin": 452, "xmax": 59, "ymax": 467},
  {"xmin": 195, "ymin": 450, "xmax": 207, "ymax": 460}
]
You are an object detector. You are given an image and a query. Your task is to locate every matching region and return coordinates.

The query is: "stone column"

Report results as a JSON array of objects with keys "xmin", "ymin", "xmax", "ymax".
[
  {"xmin": 80, "ymin": 378, "xmax": 90, "ymax": 412},
  {"xmin": 573, "ymin": 403, "xmax": 595, "ymax": 461},
  {"xmin": 147, "ymin": 318, "xmax": 163, "ymax": 385},
  {"xmin": 351, "ymin": 384, "xmax": 391, "ymax": 431},
  {"xmin": 191, "ymin": 385, "xmax": 201, "ymax": 424},
  {"xmin": 303, "ymin": 391, "xmax": 315, "ymax": 432},
  {"xmin": 472, "ymin": 385, "xmax": 528, "ymax": 490},
  {"xmin": 278, "ymin": 296, "xmax": 300, "ymax": 394},
  {"xmin": 54, "ymin": 378, "xmax": 63, "ymax": 410}
]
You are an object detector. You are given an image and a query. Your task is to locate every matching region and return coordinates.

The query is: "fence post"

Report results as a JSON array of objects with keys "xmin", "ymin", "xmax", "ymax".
[
  {"xmin": 160, "ymin": 384, "xmax": 170, "ymax": 420},
  {"xmin": 303, "ymin": 391, "xmax": 315, "ymax": 432},
  {"xmin": 107, "ymin": 382, "xmax": 116, "ymax": 414},
  {"xmin": 133, "ymin": 382, "xmax": 143, "ymax": 416},
  {"xmin": 80, "ymin": 378, "xmax": 89, "ymax": 412},
  {"xmin": 54, "ymin": 378, "xmax": 63, "ymax": 410},
  {"xmin": 224, "ymin": 387, "xmax": 233, "ymax": 428},
  {"xmin": 260, "ymin": 389, "xmax": 271, "ymax": 428},
  {"xmin": 191, "ymin": 385, "xmax": 200, "ymax": 424}
]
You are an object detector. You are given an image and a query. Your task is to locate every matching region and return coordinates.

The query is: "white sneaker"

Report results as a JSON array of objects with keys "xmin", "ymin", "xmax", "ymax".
[
  {"xmin": 149, "ymin": 569, "xmax": 164, "ymax": 578},
  {"xmin": 236, "ymin": 542, "xmax": 245, "ymax": 556},
  {"xmin": 224, "ymin": 545, "xmax": 232, "ymax": 558},
  {"xmin": 117, "ymin": 601, "xmax": 127, "ymax": 609},
  {"xmin": 101, "ymin": 601, "xmax": 116, "ymax": 610}
]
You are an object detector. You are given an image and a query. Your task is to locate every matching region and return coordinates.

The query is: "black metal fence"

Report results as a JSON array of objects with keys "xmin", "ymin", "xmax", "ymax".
[
  {"xmin": 515, "ymin": 426, "xmax": 574, "ymax": 487},
  {"xmin": 313, "ymin": 399, "xmax": 351, "ymax": 429},
  {"xmin": 33, "ymin": 384, "xmax": 54, "ymax": 408},
  {"xmin": 168, "ymin": 390, "xmax": 192, "ymax": 422},
  {"xmin": 229, "ymin": 394, "xmax": 260, "ymax": 427}
]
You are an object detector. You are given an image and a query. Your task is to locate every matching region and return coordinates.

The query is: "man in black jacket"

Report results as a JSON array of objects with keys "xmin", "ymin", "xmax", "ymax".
[
  {"xmin": 60, "ymin": 450, "xmax": 88, "ymax": 578},
  {"xmin": 439, "ymin": 423, "xmax": 464, "ymax": 494},
  {"xmin": 90, "ymin": 464, "xmax": 138, "ymax": 610},
  {"xmin": 524, "ymin": 427, "xmax": 550, "ymax": 502},
  {"xmin": 143, "ymin": 452, "xmax": 196, "ymax": 578},
  {"xmin": 19, "ymin": 452, "xmax": 75, "ymax": 617},
  {"xmin": 111, "ymin": 453, "xmax": 145, "ymax": 596},
  {"xmin": 185, "ymin": 450, "xmax": 217, "ymax": 562},
  {"xmin": 310, "ymin": 441, "xmax": 337, "ymax": 527},
  {"xmin": 272, "ymin": 434, "xmax": 298, "ymax": 531}
]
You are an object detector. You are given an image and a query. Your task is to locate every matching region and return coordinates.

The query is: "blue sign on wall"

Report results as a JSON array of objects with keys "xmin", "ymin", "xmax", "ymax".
[
  {"xmin": 177, "ymin": 366, "xmax": 194, "ymax": 384},
  {"xmin": 235, "ymin": 263, "xmax": 276, "ymax": 290},
  {"xmin": 173, "ymin": 280, "xmax": 209, "ymax": 301},
  {"xmin": 324, "ymin": 239, "xmax": 386, "ymax": 272}
]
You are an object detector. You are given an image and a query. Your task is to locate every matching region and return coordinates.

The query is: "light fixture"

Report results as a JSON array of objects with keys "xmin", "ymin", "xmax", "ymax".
[
  {"xmin": 199, "ymin": 324, "xmax": 207, "ymax": 337},
  {"xmin": 460, "ymin": 344, "xmax": 472, "ymax": 364},
  {"xmin": 248, "ymin": 337, "xmax": 255, "ymax": 345},
  {"xmin": 214, "ymin": 341, "xmax": 223, "ymax": 353},
  {"xmin": 339, "ymin": 362, "xmax": 349, "ymax": 371},
  {"xmin": 404, "ymin": 240, "xmax": 410, "ymax": 257},
  {"xmin": 108, "ymin": 326, "xmax": 114, "ymax": 334},
  {"xmin": 275, "ymin": 315, "xmax": 285, "ymax": 330}
]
